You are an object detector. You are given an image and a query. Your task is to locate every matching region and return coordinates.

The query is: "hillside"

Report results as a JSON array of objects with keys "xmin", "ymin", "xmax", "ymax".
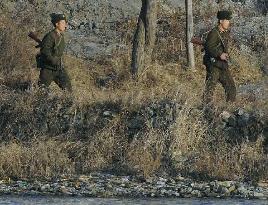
[{"xmin": 0, "ymin": 0, "xmax": 267, "ymax": 185}]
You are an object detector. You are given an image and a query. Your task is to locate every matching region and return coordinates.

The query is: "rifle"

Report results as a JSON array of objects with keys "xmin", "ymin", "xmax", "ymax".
[
  {"xmin": 28, "ymin": 32, "xmax": 42, "ymax": 48},
  {"xmin": 191, "ymin": 37, "xmax": 205, "ymax": 52},
  {"xmin": 28, "ymin": 32, "xmax": 43, "ymax": 68},
  {"xmin": 191, "ymin": 37, "xmax": 204, "ymax": 46},
  {"xmin": 191, "ymin": 36, "xmax": 239, "ymax": 68}
]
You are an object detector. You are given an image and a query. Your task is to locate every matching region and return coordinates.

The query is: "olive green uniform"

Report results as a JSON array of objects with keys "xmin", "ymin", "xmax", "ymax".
[
  {"xmin": 38, "ymin": 29, "xmax": 72, "ymax": 91},
  {"xmin": 203, "ymin": 27, "xmax": 236, "ymax": 104}
]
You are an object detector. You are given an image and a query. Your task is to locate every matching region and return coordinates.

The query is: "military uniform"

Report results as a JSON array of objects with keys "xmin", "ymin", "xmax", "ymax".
[
  {"xmin": 38, "ymin": 14, "xmax": 72, "ymax": 91},
  {"xmin": 203, "ymin": 11, "xmax": 236, "ymax": 104}
]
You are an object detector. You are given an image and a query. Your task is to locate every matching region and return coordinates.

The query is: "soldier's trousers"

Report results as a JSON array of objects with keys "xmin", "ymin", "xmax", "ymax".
[
  {"xmin": 38, "ymin": 68, "xmax": 72, "ymax": 92},
  {"xmin": 203, "ymin": 65, "xmax": 236, "ymax": 104}
]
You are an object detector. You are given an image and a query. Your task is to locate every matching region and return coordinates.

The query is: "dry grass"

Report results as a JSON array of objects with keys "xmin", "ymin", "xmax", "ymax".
[
  {"xmin": 191, "ymin": 138, "xmax": 268, "ymax": 182},
  {"xmin": 126, "ymin": 130, "xmax": 166, "ymax": 177},
  {"xmin": 0, "ymin": 13, "xmax": 267, "ymax": 182},
  {"xmin": 169, "ymin": 103, "xmax": 267, "ymax": 181},
  {"xmin": 0, "ymin": 140, "xmax": 74, "ymax": 179},
  {"xmin": 0, "ymin": 15, "xmax": 36, "ymax": 88},
  {"xmin": 229, "ymin": 46, "xmax": 263, "ymax": 84}
]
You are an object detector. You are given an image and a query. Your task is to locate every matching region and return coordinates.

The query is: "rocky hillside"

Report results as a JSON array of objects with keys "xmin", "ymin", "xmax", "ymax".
[{"xmin": 0, "ymin": 0, "xmax": 266, "ymax": 59}]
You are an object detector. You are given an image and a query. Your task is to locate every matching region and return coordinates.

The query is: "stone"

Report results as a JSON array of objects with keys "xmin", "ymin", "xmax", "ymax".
[
  {"xmin": 253, "ymin": 191, "xmax": 265, "ymax": 199},
  {"xmin": 40, "ymin": 184, "xmax": 50, "ymax": 192},
  {"xmin": 218, "ymin": 181, "xmax": 233, "ymax": 188},
  {"xmin": 59, "ymin": 186, "xmax": 69, "ymax": 194},
  {"xmin": 237, "ymin": 112, "xmax": 250, "ymax": 127},
  {"xmin": 220, "ymin": 186, "xmax": 230, "ymax": 196},
  {"xmin": 227, "ymin": 116, "xmax": 237, "ymax": 127},
  {"xmin": 236, "ymin": 108, "xmax": 245, "ymax": 116},
  {"xmin": 228, "ymin": 185, "xmax": 236, "ymax": 193},
  {"xmin": 237, "ymin": 185, "xmax": 249, "ymax": 196},
  {"xmin": 220, "ymin": 111, "xmax": 232, "ymax": 122},
  {"xmin": 156, "ymin": 180, "xmax": 166, "ymax": 187},
  {"xmin": 191, "ymin": 189, "xmax": 202, "ymax": 197}
]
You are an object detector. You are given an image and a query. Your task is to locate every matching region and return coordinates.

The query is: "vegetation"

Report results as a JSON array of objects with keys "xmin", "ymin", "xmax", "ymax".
[{"xmin": 0, "ymin": 10, "xmax": 267, "ymax": 183}]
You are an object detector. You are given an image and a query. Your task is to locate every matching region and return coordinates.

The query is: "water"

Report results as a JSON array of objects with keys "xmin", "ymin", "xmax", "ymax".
[{"xmin": 0, "ymin": 196, "xmax": 268, "ymax": 205}]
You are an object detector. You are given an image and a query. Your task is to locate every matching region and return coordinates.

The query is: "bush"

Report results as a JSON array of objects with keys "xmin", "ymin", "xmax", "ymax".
[{"xmin": 0, "ymin": 16, "xmax": 35, "ymax": 89}]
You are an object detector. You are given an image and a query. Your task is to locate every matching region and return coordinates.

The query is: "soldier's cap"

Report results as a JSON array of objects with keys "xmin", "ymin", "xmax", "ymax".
[
  {"xmin": 217, "ymin": 10, "xmax": 232, "ymax": 20},
  {"xmin": 50, "ymin": 13, "xmax": 67, "ymax": 25}
]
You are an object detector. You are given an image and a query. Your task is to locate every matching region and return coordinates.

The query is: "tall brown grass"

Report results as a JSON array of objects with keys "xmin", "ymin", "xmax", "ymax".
[
  {"xmin": 0, "ymin": 12, "xmax": 266, "ymax": 182},
  {"xmin": 0, "ymin": 140, "xmax": 74, "ymax": 179}
]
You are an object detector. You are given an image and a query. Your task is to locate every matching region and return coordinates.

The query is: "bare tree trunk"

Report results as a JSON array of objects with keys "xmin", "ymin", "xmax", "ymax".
[
  {"xmin": 131, "ymin": 0, "xmax": 158, "ymax": 78},
  {"xmin": 263, "ymin": 51, "xmax": 268, "ymax": 75},
  {"xmin": 185, "ymin": 0, "xmax": 195, "ymax": 69}
]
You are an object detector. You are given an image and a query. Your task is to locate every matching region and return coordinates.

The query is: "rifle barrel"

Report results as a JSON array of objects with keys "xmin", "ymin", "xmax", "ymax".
[{"xmin": 28, "ymin": 32, "xmax": 42, "ymax": 45}]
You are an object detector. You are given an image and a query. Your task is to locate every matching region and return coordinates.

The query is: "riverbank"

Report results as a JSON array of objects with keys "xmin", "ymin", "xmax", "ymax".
[
  {"xmin": 1, "ymin": 196, "xmax": 268, "ymax": 205},
  {"xmin": 0, "ymin": 173, "xmax": 267, "ymax": 199},
  {"xmin": 0, "ymin": 1, "xmax": 267, "ymax": 197}
]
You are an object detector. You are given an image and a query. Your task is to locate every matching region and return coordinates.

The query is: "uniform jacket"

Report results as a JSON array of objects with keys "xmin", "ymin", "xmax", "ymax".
[{"xmin": 40, "ymin": 29, "xmax": 65, "ymax": 71}]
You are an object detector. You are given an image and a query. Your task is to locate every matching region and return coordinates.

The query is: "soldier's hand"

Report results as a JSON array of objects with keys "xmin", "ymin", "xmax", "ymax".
[{"xmin": 220, "ymin": 53, "xmax": 229, "ymax": 61}]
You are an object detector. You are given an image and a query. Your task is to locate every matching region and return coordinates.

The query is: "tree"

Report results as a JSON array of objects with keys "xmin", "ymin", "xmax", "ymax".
[
  {"xmin": 185, "ymin": 0, "xmax": 195, "ymax": 69},
  {"xmin": 131, "ymin": 0, "xmax": 158, "ymax": 79}
]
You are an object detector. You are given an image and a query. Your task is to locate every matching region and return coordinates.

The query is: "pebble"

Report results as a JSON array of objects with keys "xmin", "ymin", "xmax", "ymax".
[{"xmin": 0, "ymin": 173, "xmax": 267, "ymax": 199}]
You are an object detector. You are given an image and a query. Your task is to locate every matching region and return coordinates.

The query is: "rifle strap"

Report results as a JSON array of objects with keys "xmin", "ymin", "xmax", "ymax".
[
  {"xmin": 216, "ymin": 29, "xmax": 227, "ymax": 52},
  {"xmin": 54, "ymin": 34, "xmax": 62, "ymax": 49}
]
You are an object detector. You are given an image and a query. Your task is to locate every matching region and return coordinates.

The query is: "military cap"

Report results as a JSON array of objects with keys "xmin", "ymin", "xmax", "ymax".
[
  {"xmin": 217, "ymin": 10, "xmax": 232, "ymax": 20},
  {"xmin": 50, "ymin": 13, "xmax": 67, "ymax": 25}
]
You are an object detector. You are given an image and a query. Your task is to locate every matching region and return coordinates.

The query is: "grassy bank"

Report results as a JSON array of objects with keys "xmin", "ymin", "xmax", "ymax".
[{"xmin": 0, "ymin": 13, "xmax": 267, "ymax": 183}]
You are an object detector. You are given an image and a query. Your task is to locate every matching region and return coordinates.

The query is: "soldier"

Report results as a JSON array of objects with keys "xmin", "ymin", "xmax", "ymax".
[
  {"xmin": 203, "ymin": 10, "xmax": 236, "ymax": 104},
  {"xmin": 38, "ymin": 13, "xmax": 72, "ymax": 91}
]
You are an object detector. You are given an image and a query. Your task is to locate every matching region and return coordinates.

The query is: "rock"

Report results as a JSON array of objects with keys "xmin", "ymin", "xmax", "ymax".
[
  {"xmin": 237, "ymin": 112, "xmax": 250, "ymax": 127},
  {"xmin": 0, "ymin": 174, "xmax": 267, "ymax": 199},
  {"xmin": 127, "ymin": 116, "xmax": 144, "ymax": 130},
  {"xmin": 174, "ymin": 191, "xmax": 180, "ymax": 197},
  {"xmin": 156, "ymin": 180, "xmax": 166, "ymax": 187},
  {"xmin": 228, "ymin": 185, "xmax": 236, "ymax": 193},
  {"xmin": 59, "ymin": 186, "xmax": 70, "ymax": 194},
  {"xmin": 40, "ymin": 184, "xmax": 50, "ymax": 192},
  {"xmin": 236, "ymin": 108, "xmax": 245, "ymax": 116},
  {"xmin": 220, "ymin": 111, "xmax": 232, "ymax": 122},
  {"xmin": 206, "ymin": 192, "xmax": 219, "ymax": 197},
  {"xmin": 17, "ymin": 181, "xmax": 27, "ymax": 189},
  {"xmin": 191, "ymin": 189, "xmax": 202, "ymax": 197},
  {"xmin": 237, "ymin": 185, "xmax": 249, "ymax": 197},
  {"xmin": 222, "ymin": 108, "xmax": 265, "ymax": 144},
  {"xmin": 145, "ymin": 177, "xmax": 154, "ymax": 184},
  {"xmin": 218, "ymin": 181, "xmax": 233, "ymax": 188},
  {"xmin": 1, "ymin": 0, "xmax": 266, "ymax": 61},
  {"xmin": 227, "ymin": 116, "xmax": 237, "ymax": 127},
  {"xmin": 204, "ymin": 187, "xmax": 212, "ymax": 196},
  {"xmin": 218, "ymin": 186, "xmax": 230, "ymax": 196},
  {"xmin": 253, "ymin": 191, "xmax": 265, "ymax": 199}
]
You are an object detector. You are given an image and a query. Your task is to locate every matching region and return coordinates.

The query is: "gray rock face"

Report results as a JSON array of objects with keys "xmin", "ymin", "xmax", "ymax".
[
  {"xmin": 238, "ymin": 80, "xmax": 268, "ymax": 101},
  {"xmin": 219, "ymin": 108, "xmax": 266, "ymax": 144},
  {"xmin": 0, "ymin": 0, "xmax": 266, "ymax": 59}
]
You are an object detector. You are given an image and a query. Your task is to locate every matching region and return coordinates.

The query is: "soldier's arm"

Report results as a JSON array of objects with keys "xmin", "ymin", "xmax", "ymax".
[
  {"xmin": 41, "ymin": 34, "xmax": 61, "ymax": 66},
  {"xmin": 205, "ymin": 31, "xmax": 224, "ymax": 58}
]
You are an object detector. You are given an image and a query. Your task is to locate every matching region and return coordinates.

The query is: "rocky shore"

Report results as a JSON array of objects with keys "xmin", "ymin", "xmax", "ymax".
[{"xmin": 0, "ymin": 173, "xmax": 267, "ymax": 199}]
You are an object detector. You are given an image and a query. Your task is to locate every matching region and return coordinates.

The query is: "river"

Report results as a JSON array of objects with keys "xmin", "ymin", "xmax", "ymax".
[{"xmin": 0, "ymin": 196, "xmax": 268, "ymax": 205}]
